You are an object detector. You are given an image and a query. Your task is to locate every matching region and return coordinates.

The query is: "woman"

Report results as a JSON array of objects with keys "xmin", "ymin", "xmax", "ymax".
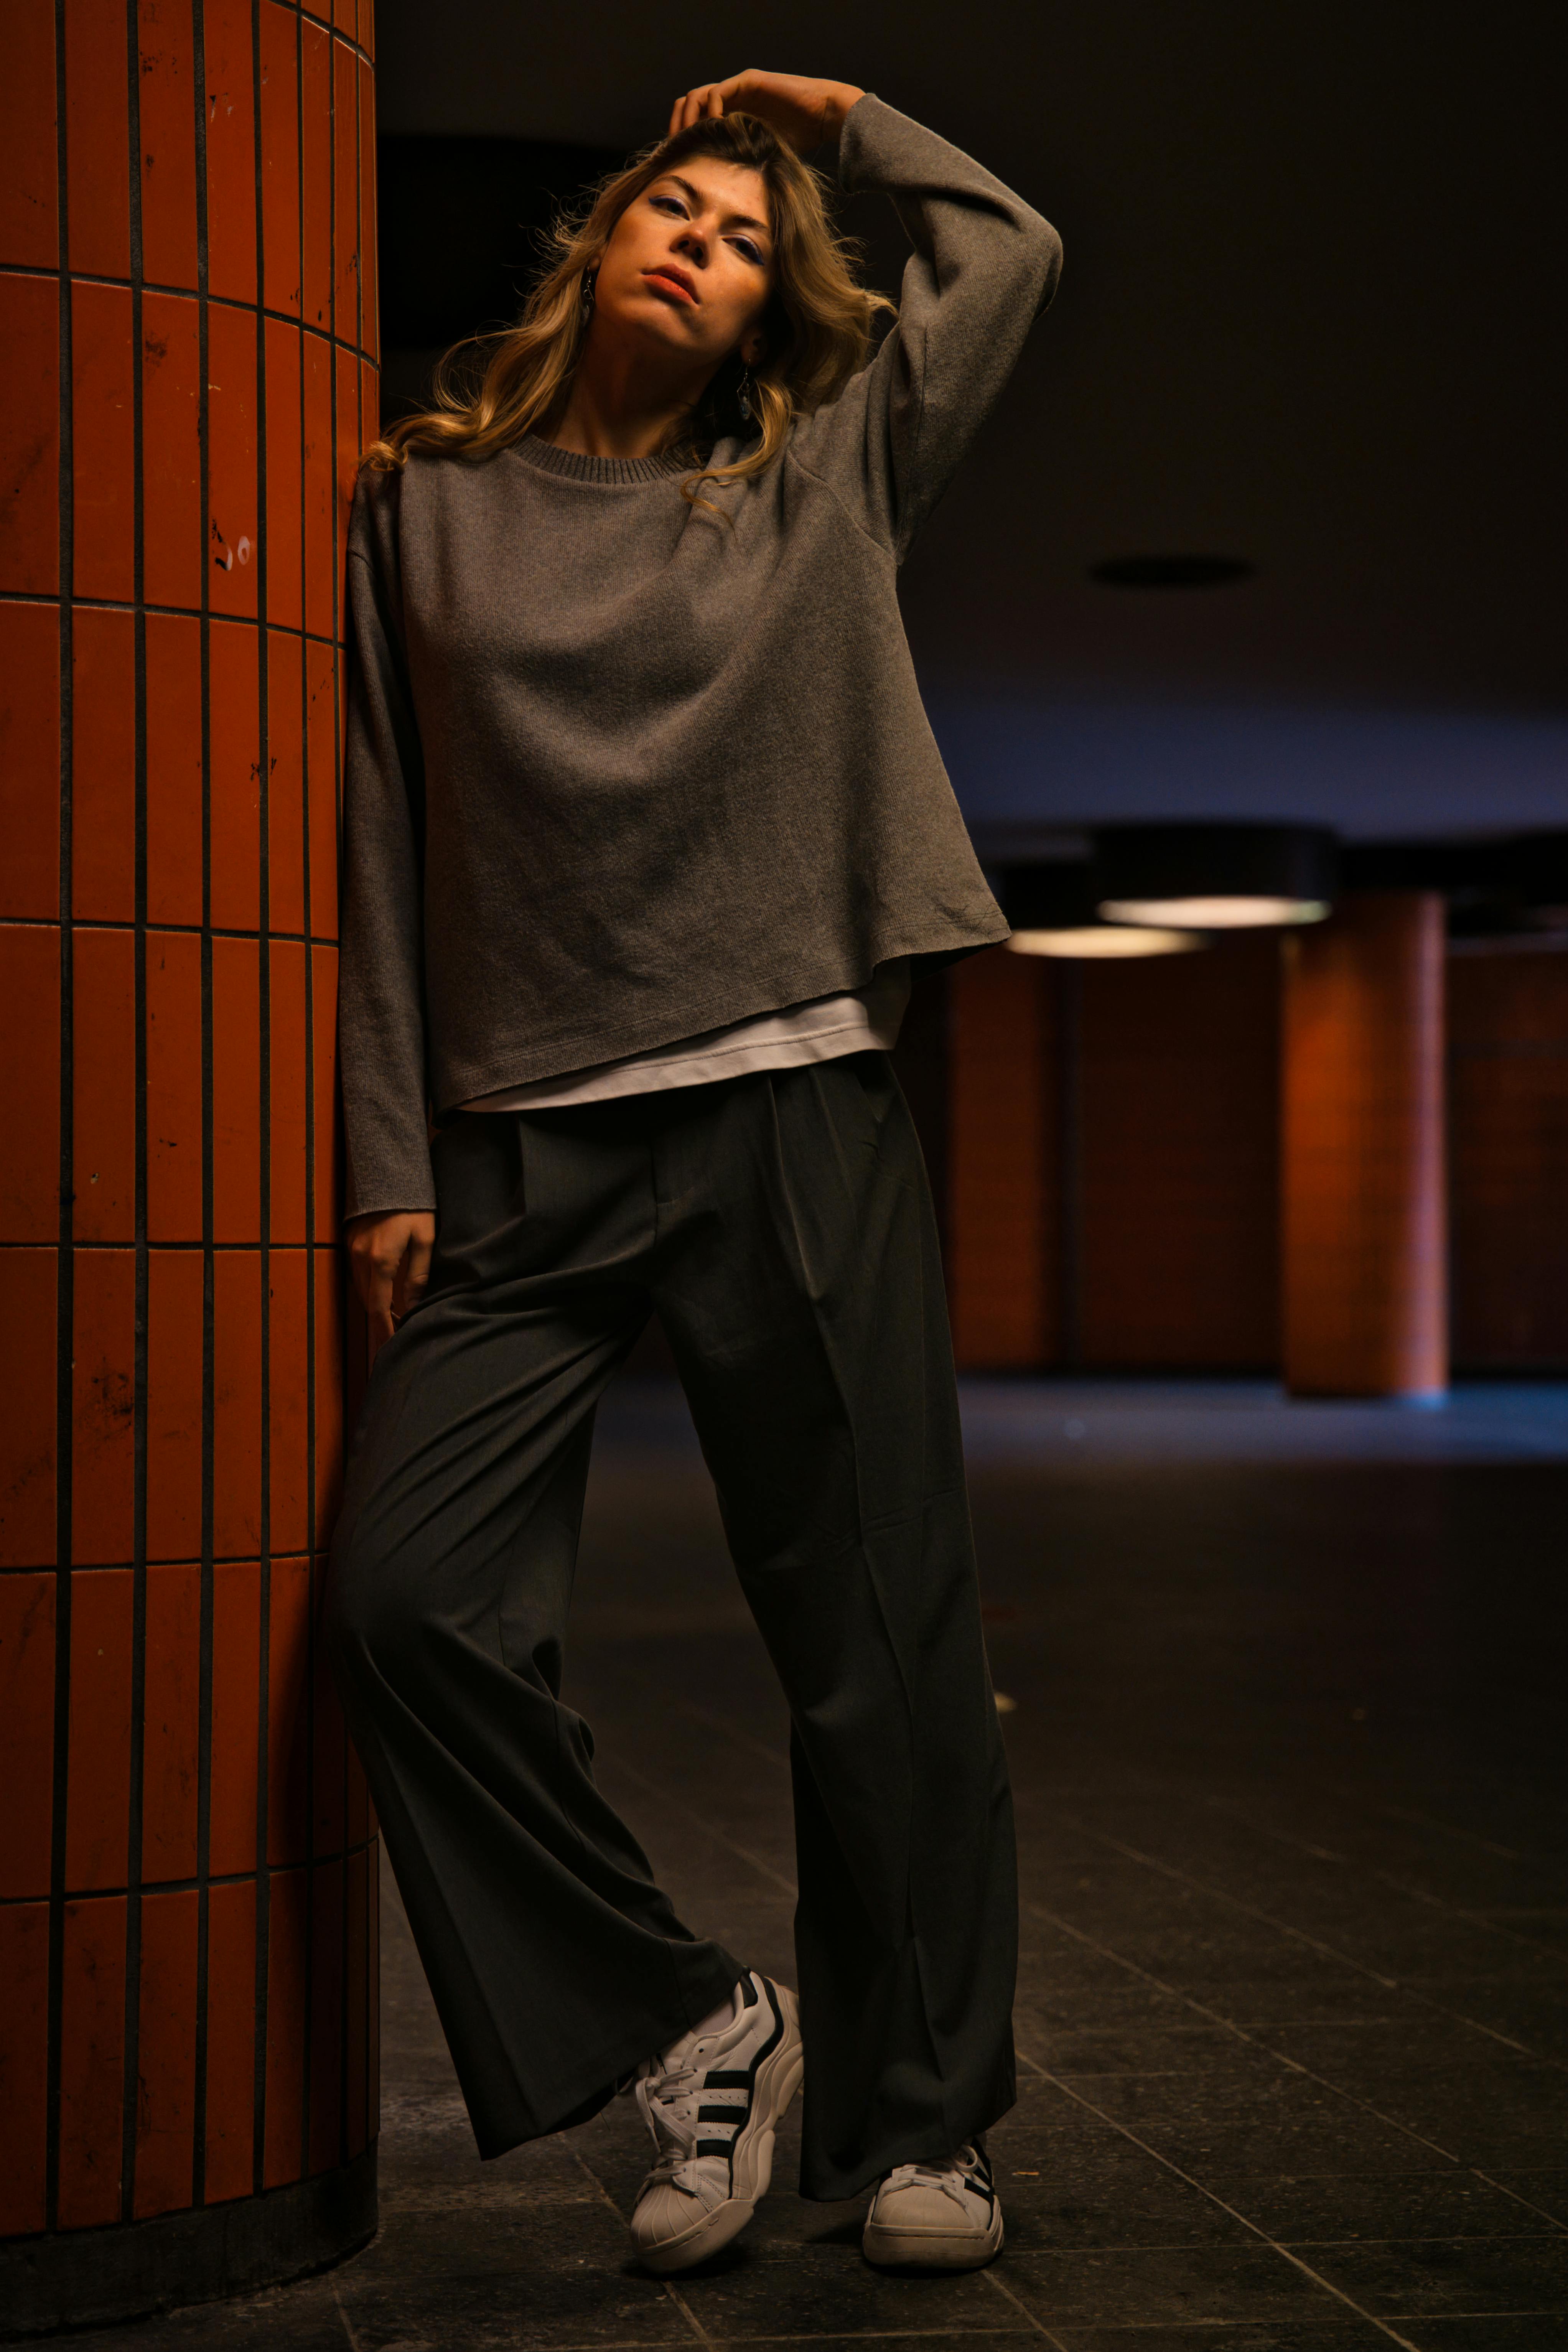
[{"xmin": 330, "ymin": 68, "xmax": 1061, "ymax": 2277}]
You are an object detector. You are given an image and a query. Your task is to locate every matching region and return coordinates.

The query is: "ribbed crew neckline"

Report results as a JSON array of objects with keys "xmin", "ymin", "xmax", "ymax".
[{"xmin": 514, "ymin": 435, "xmax": 690, "ymax": 486}]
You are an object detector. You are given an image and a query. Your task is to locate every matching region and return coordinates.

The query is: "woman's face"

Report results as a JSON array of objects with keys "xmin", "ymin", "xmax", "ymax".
[{"xmin": 593, "ymin": 157, "xmax": 776, "ymax": 379}]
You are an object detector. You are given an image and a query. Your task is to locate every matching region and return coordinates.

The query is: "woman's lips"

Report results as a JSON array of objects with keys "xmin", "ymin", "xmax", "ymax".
[{"xmin": 643, "ymin": 267, "xmax": 698, "ymax": 306}]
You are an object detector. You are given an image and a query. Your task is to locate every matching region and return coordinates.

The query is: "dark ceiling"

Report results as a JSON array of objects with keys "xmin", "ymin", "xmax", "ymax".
[{"xmin": 372, "ymin": 0, "xmax": 1566, "ymax": 840}]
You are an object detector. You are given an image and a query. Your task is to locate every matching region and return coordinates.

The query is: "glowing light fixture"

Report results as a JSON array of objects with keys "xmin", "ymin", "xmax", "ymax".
[
  {"xmin": 1099, "ymin": 893, "xmax": 1330, "ymax": 930},
  {"xmin": 1093, "ymin": 824, "xmax": 1339, "ymax": 933},
  {"xmin": 1009, "ymin": 924, "xmax": 1204, "ymax": 959},
  {"xmin": 998, "ymin": 862, "xmax": 1212, "ymax": 960}
]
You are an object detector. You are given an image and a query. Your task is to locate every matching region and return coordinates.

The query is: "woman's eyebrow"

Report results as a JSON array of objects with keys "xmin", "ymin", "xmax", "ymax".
[{"xmin": 664, "ymin": 174, "xmax": 772, "ymax": 239}]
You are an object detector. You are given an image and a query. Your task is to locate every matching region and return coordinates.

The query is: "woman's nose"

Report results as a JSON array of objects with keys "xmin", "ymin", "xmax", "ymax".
[{"xmin": 674, "ymin": 227, "xmax": 707, "ymax": 266}]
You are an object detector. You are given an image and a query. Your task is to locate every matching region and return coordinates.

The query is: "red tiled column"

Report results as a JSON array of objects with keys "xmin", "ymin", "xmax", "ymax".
[
  {"xmin": 1281, "ymin": 893, "xmax": 1448, "ymax": 1397},
  {"xmin": 0, "ymin": 0, "xmax": 377, "ymax": 2325}
]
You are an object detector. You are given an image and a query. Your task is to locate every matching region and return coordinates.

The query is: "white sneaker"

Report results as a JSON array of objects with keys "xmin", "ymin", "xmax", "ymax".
[
  {"xmin": 862, "ymin": 2140, "xmax": 1004, "ymax": 2270},
  {"xmin": 628, "ymin": 1972, "xmax": 804, "ymax": 2274}
]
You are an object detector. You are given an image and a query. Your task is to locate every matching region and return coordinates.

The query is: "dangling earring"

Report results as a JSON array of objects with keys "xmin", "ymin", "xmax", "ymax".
[
  {"xmin": 580, "ymin": 268, "xmax": 597, "ymax": 324},
  {"xmin": 737, "ymin": 364, "xmax": 755, "ymax": 424}
]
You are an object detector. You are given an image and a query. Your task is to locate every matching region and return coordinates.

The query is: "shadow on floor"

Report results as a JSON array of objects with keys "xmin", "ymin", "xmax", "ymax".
[{"xmin": 84, "ymin": 1378, "xmax": 1568, "ymax": 2350}]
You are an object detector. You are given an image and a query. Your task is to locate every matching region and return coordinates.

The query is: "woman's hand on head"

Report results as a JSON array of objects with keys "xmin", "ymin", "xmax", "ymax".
[
  {"xmin": 668, "ymin": 72, "xmax": 865, "ymax": 154},
  {"xmin": 346, "ymin": 1209, "xmax": 436, "ymax": 1356}
]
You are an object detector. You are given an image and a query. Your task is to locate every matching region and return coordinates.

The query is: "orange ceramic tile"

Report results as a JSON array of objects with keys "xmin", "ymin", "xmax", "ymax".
[
  {"xmin": 308, "ymin": 954, "xmax": 336, "ymax": 1233},
  {"xmin": 64, "ymin": 1567, "xmax": 133, "ymax": 1888},
  {"xmin": 71, "ymin": 1249, "xmax": 137, "ymax": 1562},
  {"xmin": 267, "ymin": 1552, "xmax": 311, "ymax": 1867},
  {"xmin": 260, "ymin": 2, "xmax": 301, "ymax": 318},
  {"xmin": 311, "ymin": 1556, "xmax": 343, "ymax": 1857},
  {"xmin": 209, "ymin": 305, "xmax": 260, "ymax": 622},
  {"xmin": 313, "ymin": 1248, "xmax": 344, "ymax": 1544},
  {"xmin": 209, "ymin": 1559, "xmax": 260, "ymax": 1874},
  {"xmin": 74, "ymin": 928, "xmax": 137, "ymax": 1243},
  {"xmin": 270, "ymin": 939, "xmax": 308, "ymax": 1243},
  {"xmin": 0, "ymin": 277, "xmax": 59, "ymax": 596},
  {"xmin": 358, "ymin": 57, "xmax": 377, "ymax": 362},
  {"xmin": 145, "ymin": 609, "xmax": 203, "ymax": 922},
  {"xmin": 72, "ymin": 282, "xmax": 136, "ymax": 604},
  {"xmin": 137, "ymin": 0, "xmax": 199, "ymax": 292},
  {"xmin": 57, "ymin": 1896, "xmax": 127, "ymax": 2225},
  {"xmin": 264, "ymin": 322, "xmax": 304, "ymax": 634},
  {"xmin": 145, "ymin": 927, "xmax": 204, "ymax": 1241},
  {"xmin": 0, "ymin": 601, "xmax": 59, "ymax": 921},
  {"xmin": 204, "ymin": 0, "xmax": 256, "ymax": 305},
  {"xmin": 141, "ymin": 293, "xmax": 202, "ymax": 613},
  {"xmin": 333, "ymin": 40, "xmax": 360, "ymax": 350},
  {"xmin": 0, "ymin": 0, "xmax": 59, "ymax": 268},
  {"xmin": 360, "ymin": 352, "xmax": 379, "ymax": 459},
  {"xmin": 305, "ymin": 643, "xmax": 338, "ymax": 936},
  {"xmin": 71, "ymin": 606, "xmax": 136, "ymax": 922},
  {"xmin": 64, "ymin": 0, "xmax": 132, "ymax": 279},
  {"xmin": 263, "ymin": 1863, "xmax": 307, "ymax": 2186},
  {"xmin": 142, "ymin": 1562, "xmax": 201, "ymax": 1881},
  {"xmin": 204, "ymin": 1875, "xmax": 257, "ymax": 2202},
  {"xmin": 344, "ymin": 1843, "xmax": 368, "ymax": 2156},
  {"xmin": 213, "ymin": 1253, "xmax": 263, "ymax": 1557},
  {"xmin": 145, "ymin": 1248, "xmax": 204, "ymax": 1561},
  {"xmin": 212, "ymin": 933, "xmax": 262, "ymax": 1241},
  {"xmin": 300, "ymin": 22, "xmax": 333, "ymax": 336},
  {"xmin": 332, "ymin": 0, "xmax": 352, "ymax": 43},
  {"xmin": 0, "ymin": 1575, "xmax": 55, "ymax": 1898},
  {"xmin": 301, "ymin": 332, "xmax": 335, "ymax": 641},
  {"xmin": 268, "ymin": 1250, "xmax": 310, "ymax": 1556},
  {"xmin": 0, "ymin": 923, "xmax": 60, "ymax": 1243},
  {"xmin": 361, "ymin": 0, "xmax": 374, "ymax": 64},
  {"xmin": 268, "ymin": 627, "xmax": 307, "ymax": 931},
  {"xmin": 133, "ymin": 1884, "xmax": 198, "ymax": 2216},
  {"xmin": 0, "ymin": 1250, "xmax": 56, "ymax": 1567},
  {"xmin": 209, "ymin": 619, "xmax": 262, "ymax": 930},
  {"xmin": 0, "ymin": 1903, "xmax": 50, "ymax": 2234},
  {"xmin": 308, "ymin": 1854, "xmax": 343, "ymax": 2172},
  {"xmin": 334, "ymin": 343, "xmax": 360, "ymax": 613}
]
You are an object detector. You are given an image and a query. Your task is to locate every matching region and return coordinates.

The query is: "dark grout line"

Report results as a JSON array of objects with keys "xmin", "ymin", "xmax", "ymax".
[
  {"xmin": 1199, "ymin": 1795, "xmax": 1568, "ymax": 1964},
  {"xmin": 1022, "ymin": 1897, "xmax": 1462, "ymax": 2164},
  {"xmin": 1010, "ymin": 2040, "xmax": 1428, "ymax": 2352},
  {"xmin": 607, "ymin": 1751, "xmax": 798, "ymax": 1899},
  {"xmin": 978, "ymin": 2261, "xmax": 1071, "ymax": 2348},
  {"xmin": 1046, "ymin": 1816, "xmax": 1568, "ymax": 2068}
]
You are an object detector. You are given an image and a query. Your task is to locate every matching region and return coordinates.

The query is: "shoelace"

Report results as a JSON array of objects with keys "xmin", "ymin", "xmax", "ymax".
[
  {"xmin": 879, "ymin": 2145, "xmax": 989, "ymax": 2212},
  {"xmin": 634, "ymin": 2062, "xmax": 720, "ymax": 2195}
]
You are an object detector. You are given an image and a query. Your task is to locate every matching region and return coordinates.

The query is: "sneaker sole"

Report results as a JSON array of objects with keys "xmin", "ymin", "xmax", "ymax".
[
  {"xmin": 635, "ymin": 1981, "xmax": 805, "ymax": 2275},
  {"xmin": 862, "ymin": 2207, "xmax": 1005, "ymax": 2272}
]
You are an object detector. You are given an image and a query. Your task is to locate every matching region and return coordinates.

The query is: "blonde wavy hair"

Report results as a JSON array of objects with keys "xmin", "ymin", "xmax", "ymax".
[{"xmin": 363, "ymin": 111, "xmax": 893, "ymax": 499}]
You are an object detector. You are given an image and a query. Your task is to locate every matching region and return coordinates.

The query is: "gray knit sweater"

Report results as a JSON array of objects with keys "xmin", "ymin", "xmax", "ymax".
[{"xmin": 341, "ymin": 95, "xmax": 1062, "ymax": 1217}]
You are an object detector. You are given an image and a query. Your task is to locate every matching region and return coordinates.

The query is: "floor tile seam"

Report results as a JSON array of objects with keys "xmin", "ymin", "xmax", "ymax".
[
  {"xmin": 1010, "ymin": 2042, "xmax": 1426, "ymax": 2352},
  {"xmin": 330, "ymin": 2279, "xmax": 364, "ymax": 2351},
  {"xmin": 1023, "ymin": 1901, "xmax": 1464, "ymax": 2164},
  {"xmin": 1466, "ymin": 2168, "xmax": 1568, "ymax": 2235},
  {"xmin": 599, "ymin": 1751, "xmax": 799, "ymax": 1899},
  {"xmin": 674, "ymin": 1697, "xmax": 794, "ymax": 1774},
  {"xmin": 1046, "ymin": 1822, "xmax": 1556, "ymax": 2066},
  {"xmin": 1200, "ymin": 1798, "xmax": 1568, "ymax": 1963},
  {"xmin": 981, "ymin": 2257, "xmax": 1074, "ymax": 2346},
  {"xmin": 558, "ymin": 2135, "xmax": 711, "ymax": 2350},
  {"xmin": 1332, "ymin": 1787, "xmax": 1540, "ymax": 1867}
]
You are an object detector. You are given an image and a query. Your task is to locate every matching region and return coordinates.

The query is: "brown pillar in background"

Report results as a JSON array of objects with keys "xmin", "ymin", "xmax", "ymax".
[
  {"xmin": 948, "ymin": 947, "xmax": 1058, "ymax": 1368},
  {"xmin": 0, "ymin": 0, "xmax": 378, "ymax": 2328},
  {"xmin": 1281, "ymin": 893, "xmax": 1447, "ymax": 1396}
]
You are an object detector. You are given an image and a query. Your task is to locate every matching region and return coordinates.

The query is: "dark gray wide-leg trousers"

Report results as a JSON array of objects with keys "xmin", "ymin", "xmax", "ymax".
[{"xmin": 327, "ymin": 1051, "xmax": 1017, "ymax": 2200}]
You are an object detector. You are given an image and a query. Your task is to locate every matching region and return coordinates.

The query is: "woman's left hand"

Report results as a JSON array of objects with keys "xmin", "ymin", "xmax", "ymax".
[{"xmin": 667, "ymin": 72, "xmax": 866, "ymax": 153}]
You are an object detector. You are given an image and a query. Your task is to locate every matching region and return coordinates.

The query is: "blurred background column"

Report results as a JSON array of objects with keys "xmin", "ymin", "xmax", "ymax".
[
  {"xmin": 0, "ymin": 0, "xmax": 379, "ymax": 2328},
  {"xmin": 1281, "ymin": 893, "xmax": 1448, "ymax": 1397}
]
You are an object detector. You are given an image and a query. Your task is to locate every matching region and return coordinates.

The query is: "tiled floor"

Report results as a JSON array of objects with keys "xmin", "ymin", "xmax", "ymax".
[{"xmin": 89, "ymin": 1379, "xmax": 1568, "ymax": 2350}]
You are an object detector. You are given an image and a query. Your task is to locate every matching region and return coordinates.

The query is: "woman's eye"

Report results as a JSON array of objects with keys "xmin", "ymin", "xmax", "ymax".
[
  {"xmin": 651, "ymin": 195, "xmax": 685, "ymax": 217},
  {"xmin": 732, "ymin": 239, "xmax": 762, "ymax": 265}
]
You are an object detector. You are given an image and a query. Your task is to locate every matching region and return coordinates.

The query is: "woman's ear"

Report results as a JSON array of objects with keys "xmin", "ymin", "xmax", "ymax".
[{"xmin": 740, "ymin": 329, "xmax": 768, "ymax": 367}]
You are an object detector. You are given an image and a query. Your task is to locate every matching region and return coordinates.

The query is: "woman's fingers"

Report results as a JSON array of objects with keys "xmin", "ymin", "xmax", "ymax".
[{"xmin": 392, "ymin": 1217, "xmax": 436, "ymax": 1321}]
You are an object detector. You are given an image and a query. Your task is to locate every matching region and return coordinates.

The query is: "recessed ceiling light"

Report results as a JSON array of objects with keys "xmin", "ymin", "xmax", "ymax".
[
  {"xmin": 1008, "ymin": 926, "xmax": 1208, "ymax": 959},
  {"xmin": 1089, "ymin": 555, "xmax": 1255, "ymax": 589},
  {"xmin": 1100, "ymin": 894, "xmax": 1330, "ymax": 930}
]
